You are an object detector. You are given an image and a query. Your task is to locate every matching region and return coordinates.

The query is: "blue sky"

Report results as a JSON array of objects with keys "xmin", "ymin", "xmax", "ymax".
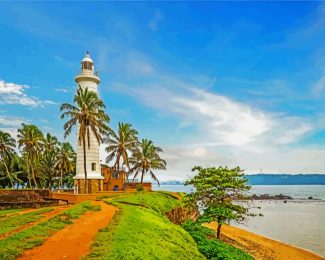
[{"xmin": 1, "ymin": 2, "xmax": 325, "ymax": 180}]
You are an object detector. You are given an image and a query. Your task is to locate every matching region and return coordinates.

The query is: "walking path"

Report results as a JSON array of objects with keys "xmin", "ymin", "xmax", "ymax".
[
  {"xmin": 0, "ymin": 206, "xmax": 70, "ymax": 240},
  {"xmin": 18, "ymin": 201, "xmax": 117, "ymax": 260}
]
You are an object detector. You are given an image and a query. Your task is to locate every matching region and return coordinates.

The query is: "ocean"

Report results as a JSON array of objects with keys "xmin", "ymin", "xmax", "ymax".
[{"xmin": 153, "ymin": 184, "xmax": 325, "ymax": 256}]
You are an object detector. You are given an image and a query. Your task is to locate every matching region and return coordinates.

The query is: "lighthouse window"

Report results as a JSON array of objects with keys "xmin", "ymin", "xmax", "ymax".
[
  {"xmin": 83, "ymin": 62, "xmax": 93, "ymax": 70},
  {"xmin": 91, "ymin": 163, "xmax": 96, "ymax": 171}
]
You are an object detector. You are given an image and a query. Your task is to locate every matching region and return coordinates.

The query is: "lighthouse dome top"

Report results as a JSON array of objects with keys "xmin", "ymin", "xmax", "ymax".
[{"xmin": 81, "ymin": 51, "xmax": 93, "ymax": 63}]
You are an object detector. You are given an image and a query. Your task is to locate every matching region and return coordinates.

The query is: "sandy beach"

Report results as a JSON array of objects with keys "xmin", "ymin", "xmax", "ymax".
[{"xmin": 204, "ymin": 222, "xmax": 324, "ymax": 260}]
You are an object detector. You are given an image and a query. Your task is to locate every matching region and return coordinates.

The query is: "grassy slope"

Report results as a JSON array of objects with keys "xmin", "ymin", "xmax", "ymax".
[
  {"xmin": 0, "ymin": 208, "xmax": 25, "ymax": 216},
  {"xmin": 86, "ymin": 192, "xmax": 205, "ymax": 260},
  {"xmin": 0, "ymin": 208, "xmax": 53, "ymax": 235},
  {"xmin": 0, "ymin": 201, "xmax": 100, "ymax": 260}
]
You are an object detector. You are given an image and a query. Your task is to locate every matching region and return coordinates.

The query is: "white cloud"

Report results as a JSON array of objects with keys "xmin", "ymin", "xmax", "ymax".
[
  {"xmin": 311, "ymin": 76, "xmax": 325, "ymax": 97},
  {"xmin": 172, "ymin": 89, "xmax": 270, "ymax": 146},
  {"xmin": 0, "ymin": 80, "xmax": 28, "ymax": 95},
  {"xmin": 121, "ymin": 82, "xmax": 312, "ymax": 148},
  {"xmin": 149, "ymin": 11, "xmax": 164, "ymax": 32},
  {"xmin": 0, "ymin": 115, "xmax": 28, "ymax": 138},
  {"xmin": 54, "ymin": 88, "xmax": 69, "ymax": 93},
  {"xmin": 0, "ymin": 80, "xmax": 56, "ymax": 107},
  {"xmin": 111, "ymin": 72, "xmax": 319, "ymax": 176},
  {"xmin": 126, "ymin": 60, "xmax": 154, "ymax": 75}
]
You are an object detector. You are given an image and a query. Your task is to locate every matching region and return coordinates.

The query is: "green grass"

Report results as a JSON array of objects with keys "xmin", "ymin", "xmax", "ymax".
[
  {"xmin": 0, "ymin": 201, "xmax": 100, "ymax": 260},
  {"xmin": 96, "ymin": 194, "xmax": 122, "ymax": 200},
  {"xmin": 0, "ymin": 208, "xmax": 53, "ymax": 235},
  {"xmin": 111, "ymin": 191, "xmax": 180, "ymax": 214},
  {"xmin": 182, "ymin": 221, "xmax": 253, "ymax": 260},
  {"xmin": 86, "ymin": 192, "xmax": 204, "ymax": 260},
  {"xmin": 0, "ymin": 208, "xmax": 25, "ymax": 216}
]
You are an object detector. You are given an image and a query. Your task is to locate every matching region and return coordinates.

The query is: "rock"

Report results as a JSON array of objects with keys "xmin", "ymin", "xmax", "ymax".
[{"xmin": 250, "ymin": 193, "xmax": 292, "ymax": 200}]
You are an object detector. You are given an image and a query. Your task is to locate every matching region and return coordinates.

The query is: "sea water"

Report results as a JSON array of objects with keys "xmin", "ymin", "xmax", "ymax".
[{"xmin": 153, "ymin": 184, "xmax": 325, "ymax": 256}]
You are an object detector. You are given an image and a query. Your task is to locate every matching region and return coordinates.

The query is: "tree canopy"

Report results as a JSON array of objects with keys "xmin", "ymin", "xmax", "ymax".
[{"xmin": 185, "ymin": 166, "xmax": 255, "ymax": 239}]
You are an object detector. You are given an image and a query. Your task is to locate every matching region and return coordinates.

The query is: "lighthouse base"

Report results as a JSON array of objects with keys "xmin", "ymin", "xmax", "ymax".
[{"xmin": 73, "ymin": 179, "xmax": 103, "ymax": 194}]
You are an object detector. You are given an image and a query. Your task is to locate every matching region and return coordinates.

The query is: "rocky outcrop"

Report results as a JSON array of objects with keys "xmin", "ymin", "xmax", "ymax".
[
  {"xmin": 166, "ymin": 207, "xmax": 199, "ymax": 224},
  {"xmin": 250, "ymin": 193, "xmax": 293, "ymax": 200}
]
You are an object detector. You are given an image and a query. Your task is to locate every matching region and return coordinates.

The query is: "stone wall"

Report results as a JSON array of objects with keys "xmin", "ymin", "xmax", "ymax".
[
  {"xmin": 0, "ymin": 189, "xmax": 51, "ymax": 202},
  {"xmin": 125, "ymin": 182, "xmax": 152, "ymax": 191},
  {"xmin": 0, "ymin": 189, "xmax": 56, "ymax": 209}
]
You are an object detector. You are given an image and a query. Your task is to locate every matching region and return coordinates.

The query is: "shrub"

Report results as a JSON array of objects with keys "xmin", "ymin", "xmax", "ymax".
[
  {"xmin": 136, "ymin": 184, "xmax": 144, "ymax": 191},
  {"xmin": 182, "ymin": 220, "xmax": 253, "ymax": 260}
]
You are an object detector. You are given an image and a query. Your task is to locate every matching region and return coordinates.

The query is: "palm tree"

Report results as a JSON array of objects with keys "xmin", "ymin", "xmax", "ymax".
[
  {"xmin": 105, "ymin": 122, "xmax": 138, "ymax": 172},
  {"xmin": 0, "ymin": 130, "xmax": 16, "ymax": 187},
  {"xmin": 129, "ymin": 139, "xmax": 166, "ymax": 186},
  {"xmin": 17, "ymin": 124, "xmax": 44, "ymax": 188},
  {"xmin": 9, "ymin": 153, "xmax": 25, "ymax": 188},
  {"xmin": 60, "ymin": 87, "xmax": 110, "ymax": 193},
  {"xmin": 55, "ymin": 142, "xmax": 75, "ymax": 190},
  {"xmin": 40, "ymin": 133, "xmax": 59, "ymax": 189}
]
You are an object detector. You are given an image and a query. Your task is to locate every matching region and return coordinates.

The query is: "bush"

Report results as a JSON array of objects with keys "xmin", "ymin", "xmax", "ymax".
[
  {"xmin": 136, "ymin": 184, "xmax": 144, "ymax": 191},
  {"xmin": 182, "ymin": 221, "xmax": 253, "ymax": 260}
]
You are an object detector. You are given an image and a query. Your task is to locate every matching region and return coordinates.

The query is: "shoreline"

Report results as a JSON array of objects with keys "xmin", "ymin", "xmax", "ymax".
[{"xmin": 204, "ymin": 222, "xmax": 324, "ymax": 260}]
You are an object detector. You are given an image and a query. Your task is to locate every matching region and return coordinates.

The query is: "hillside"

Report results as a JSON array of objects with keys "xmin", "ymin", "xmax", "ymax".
[{"xmin": 86, "ymin": 192, "xmax": 205, "ymax": 259}]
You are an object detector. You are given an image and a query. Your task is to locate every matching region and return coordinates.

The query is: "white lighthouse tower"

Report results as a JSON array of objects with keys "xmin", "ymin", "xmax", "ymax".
[{"xmin": 73, "ymin": 52, "xmax": 104, "ymax": 193}]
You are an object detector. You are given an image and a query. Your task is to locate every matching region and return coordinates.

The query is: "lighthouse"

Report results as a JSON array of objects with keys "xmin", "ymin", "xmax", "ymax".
[{"xmin": 73, "ymin": 52, "xmax": 104, "ymax": 193}]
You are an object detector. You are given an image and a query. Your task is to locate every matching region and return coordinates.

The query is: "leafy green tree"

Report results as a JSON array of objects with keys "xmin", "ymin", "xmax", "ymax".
[
  {"xmin": 55, "ymin": 142, "xmax": 76, "ymax": 190},
  {"xmin": 129, "ymin": 139, "xmax": 166, "ymax": 185},
  {"xmin": 17, "ymin": 124, "xmax": 44, "ymax": 188},
  {"xmin": 40, "ymin": 133, "xmax": 59, "ymax": 188},
  {"xmin": 0, "ymin": 130, "xmax": 16, "ymax": 187},
  {"xmin": 9, "ymin": 153, "xmax": 25, "ymax": 188},
  {"xmin": 61, "ymin": 87, "xmax": 110, "ymax": 193},
  {"xmin": 185, "ymin": 166, "xmax": 255, "ymax": 239},
  {"xmin": 105, "ymin": 122, "xmax": 138, "ymax": 172}
]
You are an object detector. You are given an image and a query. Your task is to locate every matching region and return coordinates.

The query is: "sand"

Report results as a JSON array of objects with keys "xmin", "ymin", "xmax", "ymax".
[
  {"xmin": 204, "ymin": 222, "xmax": 324, "ymax": 260},
  {"xmin": 18, "ymin": 201, "xmax": 117, "ymax": 260}
]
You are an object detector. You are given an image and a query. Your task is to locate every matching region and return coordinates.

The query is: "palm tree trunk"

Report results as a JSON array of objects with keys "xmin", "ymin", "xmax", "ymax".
[
  {"xmin": 115, "ymin": 153, "xmax": 121, "ymax": 171},
  {"xmin": 31, "ymin": 167, "xmax": 38, "ymax": 189},
  {"xmin": 48, "ymin": 176, "xmax": 52, "ymax": 189},
  {"xmin": 60, "ymin": 169, "xmax": 63, "ymax": 190},
  {"xmin": 3, "ymin": 160, "xmax": 13, "ymax": 188},
  {"xmin": 27, "ymin": 168, "xmax": 32, "ymax": 188},
  {"xmin": 141, "ymin": 169, "xmax": 145, "ymax": 184},
  {"xmin": 83, "ymin": 134, "xmax": 88, "ymax": 194},
  {"xmin": 27, "ymin": 159, "xmax": 32, "ymax": 188}
]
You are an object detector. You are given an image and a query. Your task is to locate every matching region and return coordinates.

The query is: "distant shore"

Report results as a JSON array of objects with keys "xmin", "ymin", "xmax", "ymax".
[{"xmin": 204, "ymin": 222, "xmax": 324, "ymax": 260}]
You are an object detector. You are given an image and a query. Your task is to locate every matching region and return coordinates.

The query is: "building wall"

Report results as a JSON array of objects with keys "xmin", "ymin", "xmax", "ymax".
[
  {"xmin": 102, "ymin": 167, "xmax": 126, "ymax": 191},
  {"xmin": 74, "ymin": 179, "xmax": 103, "ymax": 194},
  {"xmin": 101, "ymin": 166, "xmax": 152, "ymax": 192}
]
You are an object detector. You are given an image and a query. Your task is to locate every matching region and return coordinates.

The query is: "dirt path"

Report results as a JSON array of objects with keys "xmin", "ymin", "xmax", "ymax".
[
  {"xmin": 18, "ymin": 201, "xmax": 117, "ymax": 260},
  {"xmin": 204, "ymin": 222, "xmax": 324, "ymax": 260},
  {"xmin": 0, "ymin": 206, "xmax": 70, "ymax": 240}
]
